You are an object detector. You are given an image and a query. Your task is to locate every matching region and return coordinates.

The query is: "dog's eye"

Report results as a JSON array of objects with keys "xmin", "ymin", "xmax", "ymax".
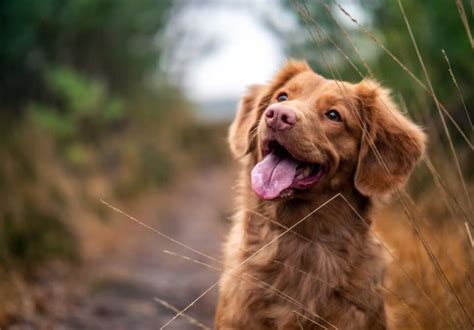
[
  {"xmin": 277, "ymin": 92, "xmax": 288, "ymax": 102},
  {"xmin": 325, "ymin": 109, "xmax": 342, "ymax": 122}
]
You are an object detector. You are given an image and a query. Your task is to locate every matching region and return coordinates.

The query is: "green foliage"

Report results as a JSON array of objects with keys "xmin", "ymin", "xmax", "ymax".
[
  {"xmin": 288, "ymin": 0, "xmax": 473, "ymax": 132},
  {"xmin": 0, "ymin": 128, "xmax": 78, "ymax": 272},
  {"xmin": 139, "ymin": 148, "xmax": 175, "ymax": 187},
  {"xmin": 180, "ymin": 123, "xmax": 230, "ymax": 166},
  {"xmin": 0, "ymin": 0, "xmax": 181, "ymax": 275},
  {"xmin": 28, "ymin": 67, "xmax": 125, "ymax": 167},
  {"xmin": 359, "ymin": 0, "xmax": 473, "ymax": 112},
  {"xmin": 0, "ymin": 211, "xmax": 78, "ymax": 271},
  {"xmin": 0, "ymin": 0, "xmax": 173, "ymax": 112},
  {"xmin": 30, "ymin": 68, "xmax": 125, "ymax": 138}
]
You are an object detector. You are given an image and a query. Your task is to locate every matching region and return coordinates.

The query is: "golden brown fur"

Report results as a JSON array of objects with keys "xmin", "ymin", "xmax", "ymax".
[{"xmin": 216, "ymin": 60, "xmax": 426, "ymax": 329}]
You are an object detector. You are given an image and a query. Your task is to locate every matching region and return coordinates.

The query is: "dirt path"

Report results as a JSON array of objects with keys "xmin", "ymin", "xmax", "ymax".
[{"xmin": 59, "ymin": 166, "xmax": 233, "ymax": 329}]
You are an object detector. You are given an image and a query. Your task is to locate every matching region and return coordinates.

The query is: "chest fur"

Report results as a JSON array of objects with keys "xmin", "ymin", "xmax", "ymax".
[{"xmin": 219, "ymin": 211, "xmax": 386, "ymax": 329}]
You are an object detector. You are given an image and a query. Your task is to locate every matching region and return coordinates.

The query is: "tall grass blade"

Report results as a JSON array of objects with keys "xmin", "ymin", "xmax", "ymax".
[{"xmin": 454, "ymin": 0, "xmax": 474, "ymax": 49}]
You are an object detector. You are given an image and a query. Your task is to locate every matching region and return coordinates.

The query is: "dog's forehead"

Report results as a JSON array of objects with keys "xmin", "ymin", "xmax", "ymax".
[
  {"xmin": 284, "ymin": 71, "xmax": 325, "ymax": 95},
  {"xmin": 317, "ymin": 79, "xmax": 356, "ymax": 96},
  {"xmin": 283, "ymin": 72, "xmax": 358, "ymax": 100}
]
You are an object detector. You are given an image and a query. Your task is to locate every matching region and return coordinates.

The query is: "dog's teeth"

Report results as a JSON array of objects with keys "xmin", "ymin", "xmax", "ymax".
[{"xmin": 302, "ymin": 166, "xmax": 312, "ymax": 177}]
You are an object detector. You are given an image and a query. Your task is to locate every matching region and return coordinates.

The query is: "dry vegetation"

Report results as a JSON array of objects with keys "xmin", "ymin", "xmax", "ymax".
[
  {"xmin": 0, "ymin": 0, "xmax": 473, "ymax": 329},
  {"xmin": 375, "ymin": 188, "xmax": 474, "ymax": 329}
]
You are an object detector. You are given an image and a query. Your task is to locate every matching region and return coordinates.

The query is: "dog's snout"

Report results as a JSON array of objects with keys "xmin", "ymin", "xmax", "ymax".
[{"xmin": 264, "ymin": 105, "xmax": 296, "ymax": 131}]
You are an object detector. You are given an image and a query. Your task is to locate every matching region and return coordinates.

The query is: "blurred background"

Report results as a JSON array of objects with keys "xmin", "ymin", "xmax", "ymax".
[{"xmin": 0, "ymin": 0, "xmax": 472, "ymax": 329}]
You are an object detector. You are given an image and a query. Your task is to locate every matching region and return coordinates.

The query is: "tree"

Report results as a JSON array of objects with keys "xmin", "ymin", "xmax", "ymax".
[
  {"xmin": 285, "ymin": 0, "xmax": 473, "ymax": 133},
  {"xmin": 0, "ymin": 0, "xmax": 173, "ymax": 113}
]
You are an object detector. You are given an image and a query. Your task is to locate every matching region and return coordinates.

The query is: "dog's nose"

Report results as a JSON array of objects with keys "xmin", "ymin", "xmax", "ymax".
[{"xmin": 264, "ymin": 105, "xmax": 296, "ymax": 131}]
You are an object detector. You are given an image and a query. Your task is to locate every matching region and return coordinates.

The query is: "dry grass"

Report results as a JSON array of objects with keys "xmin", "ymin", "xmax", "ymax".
[{"xmin": 374, "ymin": 197, "xmax": 474, "ymax": 329}]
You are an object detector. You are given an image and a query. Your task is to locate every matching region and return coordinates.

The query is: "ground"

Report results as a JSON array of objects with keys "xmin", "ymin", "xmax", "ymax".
[
  {"xmin": 9, "ymin": 166, "xmax": 233, "ymax": 329},
  {"xmin": 7, "ymin": 164, "xmax": 471, "ymax": 329}
]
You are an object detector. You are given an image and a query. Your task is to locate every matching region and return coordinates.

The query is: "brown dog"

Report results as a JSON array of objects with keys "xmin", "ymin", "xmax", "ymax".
[{"xmin": 215, "ymin": 60, "xmax": 426, "ymax": 329}]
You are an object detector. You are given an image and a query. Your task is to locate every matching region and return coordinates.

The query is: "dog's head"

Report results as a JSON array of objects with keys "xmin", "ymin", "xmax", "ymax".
[{"xmin": 229, "ymin": 60, "xmax": 426, "ymax": 200}]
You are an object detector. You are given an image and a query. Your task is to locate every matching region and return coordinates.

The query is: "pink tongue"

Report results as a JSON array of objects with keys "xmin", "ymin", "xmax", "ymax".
[{"xmin": 251, "ymin": 152, "xmax": 298, "ymax": 200}]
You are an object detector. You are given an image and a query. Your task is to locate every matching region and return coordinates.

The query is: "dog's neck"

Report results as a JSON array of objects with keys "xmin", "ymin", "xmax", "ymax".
[{"xmin": 241, "ymin": 163, "xmax": 371, "ymax": 243}]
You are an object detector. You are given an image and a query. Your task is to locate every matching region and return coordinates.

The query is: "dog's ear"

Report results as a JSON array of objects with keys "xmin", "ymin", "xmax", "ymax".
[
  {"xmin": 228, "ymin": 85, "xmax": 264, "ymax": 158},
  {"xmin": 354, "ymin": 80, "xmax": 427, "ymax": 196},
  {"xmin": 228, "ymin": 60, "xmax": 311, "ymax": 158}
]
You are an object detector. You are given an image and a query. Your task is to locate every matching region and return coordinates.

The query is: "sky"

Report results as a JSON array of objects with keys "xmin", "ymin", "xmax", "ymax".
[
  {"xmin": 162, "ymin": 0, "xmax": 368, "ymax": 119},
  {"xmin": 163, "ymin": 1, "xmax": 297, "ymax": 104},
  {"xmin": 184, "ymin": 9, "xmax": 284, "ymax": 102}
]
